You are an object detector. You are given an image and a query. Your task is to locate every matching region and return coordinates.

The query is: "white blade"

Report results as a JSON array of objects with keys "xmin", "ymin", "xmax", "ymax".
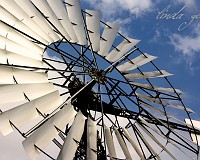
[
  {"xmin": 1, "ymin": 0, "xmax": 53, "ymax": 43},
  {"xmin": 124, "ymin": 70, "xmax": 173, "ymax": 79},
  {"xmin": 106, "ymin": 38, "xmax": 140, "ymax": 62},
  {"xmin": 47, "ymin": 0, "xmax": 77, "ymax": 42},
  {"xmin": 114, "ymin": 127, "xmax": 132, "ymax": 160},
  {"xmin": 14, "ymin": 0, "xmax": 58, "ymax": 43},
  {"xmin": 104, "ymin": 125, "xmax": 117, "ymax": 160},
  {"xmin": 136, "ymin": 121, "xmax": 176, "ymax": 160},
  {"xmin": 138, "ymin": 116, "xmax": 195, "ymax": 159},
  {"xmin": 31, "ymin": 0, "xmax": 70, "ymax": 41},
  {"xmin": 65, "ymin": 0, "xmax": 87, "ymax": 45},
  {"xmin": 122, "ymin": 127, "xmax": 145, "ymax": 160},
  {"xmin": 0, "ymin": 6, "xmax": 48, "ymax": 45},
  {"xmin": 0, "ymin": 66, "xmax": 48, "ymax": 84},
  {"xmin": 131, "ymin": 82, "xmax": 183, "ymax": 94},
  {"xmin": 86, "ymin": 10, "xmax": 100, "ymax": 52},
  {"xmin": 132, "ymin": 127, "xmax": 161, "ymax": 160},
  {"xmin": 0, "ymin": 20, "xmax": 43, "ymax": 54},
  {"xmin": 0, "ymin": 49, "xmax": 43, "ymax": 68},
  {"xmin": 0, "ymin": 83, "xmax": 55, "ymax": 104},
  {"xmin": 136, "ymin": 92, "xmax": 194, "ymax": 113},
  {"xmin": 0, "ymin": 35, "xmax": 42, "ymax": 61},
  {"xmin": 23, "ymin": 103, "xmax": 77, "ymax": 160},
  {"xmin": 139, "ymin": 101, "xmax": 190, "ymax": 131},
  {"xmin": 139, "ymin": 101, "xmax": 167, "ymax": 116},
  {"xmin": 0, "ymin": 91, "xmax": 62, "ymax": 136},
  {"xmin": 140, "ymin": 101, "xmax": 190, "ymax": 128},
  {"xmin": 87, "ymin": 117, "xmax": 97, "ymax": 160},
  {"xmin": 57, "ymin": 111, "xmax": 86, "ymax": 160},
  {"xmin": 117, "ymin": 53, "xmax": 157, "ymax": 72},
  {"xmin": 140, "ymin": 101, "xmax": 194, "ymax": 127},
  {"xmin": 98, "ymin": 23, "xmax": 120, "ymax": 56},
  {"xmin": 185, "ymin": 119, "xmax": 200, "ymax": 146}
]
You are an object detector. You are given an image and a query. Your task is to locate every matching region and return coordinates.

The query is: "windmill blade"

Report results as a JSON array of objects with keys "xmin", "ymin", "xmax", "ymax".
[
  {"xmin": 104, "ymin": 125, "xmax": 117, "ymax": 160},
  {"xmin": 140, "ymin": 113, "xmax": 197, "ymax": 144},
  {"xmin": 117, "ymin": 53, "xmax": 157, "ymax": 72},
  {"xmin": 0, "ymin": 91, "xmax": 62, "ymax": 136},
  {"xmin": 1, "ymin": 0, "xmax": 53, "ymax": 43},
  {"xmin": 46, "ymin": 0, "xmax": 77, "ymax": 42},
  {"xmin": 31, "ymin": 0, "xmax": 70, "ymax": 41},
  {"xmin": 122, "ymin": 127, "xmax": 145, "ymax": 160},
  {"xmin": 136, "ymin": 92, "xmax": 194, "ymax": 113},
  {"xmin": 140, "ymin": 100, "xmax": 194, "ymax": 128},
  {"xmin": 132, "ymin": 126, "xmax": 162, "ymax": 160},
  {"xmin": 65, "ymin": 0, "xmax": 87, "ymax": 45},
  {"xmin": 0, "ymin": 35, "xmax": 42, "ymax": 61},
  {"xmin": 106, "ymin": 38, "xmax": 140, "ymax": 62},
  {"xmin": 23, "ymin": 103, "xmax": 77, "ymax": 160},
  {"xmin": 138, "ymin": 116, "xmax": 196, "ymax": 160},
  {"xmin": 0, "ymin": 6, "xmax": 48, "ymax": 46},
  {"xmin": 57, "ymin": 111, "xmax": 86, "ymax": 160},
  {"xmin": 139, "ymin": 100, "xmax": 191, "ymax": 126},
  {"xmin": 87, "ymin": 117, "xmax": 97, "ymax": 160},
  {"xmin": 0, "ymin": 66, "xmax": 48, "ymax": 84},
  {"xmin": 86, "ymin": 10, "xmax": 100, "ymax": 52},
  {"xmin": 0, "ymin": 83, "xmax": 55, "ymax": 104},
  {"xmin": 130, "ymin": 81, "xmax": 183, "ymax": 94},
  {"xmin": 185, "ymin": 119, "xmax": 200, "ymax": 146},
  {"xmin": 114, "ymin": 127, "xmax": 132, "ymax": 160},
  {"xmin": 0, "ymin": 49, "xmax": 43, "ymax": 68},
  {"xmin": 136, "ymin": 120, "xmax": 176, "ymax": 160},
  {"xmin": 139, "ymin": 101, "xmax": 169, "ymax": 116},
  {"xmin": 125, "ymin": 70, "xmax": 173, "ymax": 79},
  {"xmin": 13, "ymin": 0, "xmax": 58, "ymax": 43},
  {"xmin": 98, "ymin": 23, "xmax": 120, "ymax": 56},
  {"xmin": 15, "ymin": 0, "xmax": 59, "ymax": 44}
]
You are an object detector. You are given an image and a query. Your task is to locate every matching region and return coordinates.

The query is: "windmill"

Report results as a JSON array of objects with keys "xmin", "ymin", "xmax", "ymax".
[{"xmin": 0, "ymin": 0, "xmax": 199, "ymax": 159}]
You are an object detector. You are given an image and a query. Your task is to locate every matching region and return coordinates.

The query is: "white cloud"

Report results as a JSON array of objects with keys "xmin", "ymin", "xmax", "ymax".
[
  {"xmin": 83, "ymin": 0, "xmax": 154, "ymax": 21},
  {"xmin": 170, "ymin": 32, "xmax": 200, "ymax": 57},
  {"xmin": 150, "ymin": 29, "xmax": 161, "ymax": 43},
  {"xmin": 169, "ymin": 27, "xmax": 200, "ymax": 71},
  {"xmin": 173, "ymin": 0, "xmax": 196, "ymax": 7}
]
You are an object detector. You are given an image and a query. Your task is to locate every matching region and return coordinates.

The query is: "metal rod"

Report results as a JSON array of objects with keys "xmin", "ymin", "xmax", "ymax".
[{"xmin": 24, "ymin": 79, "xmax": 96, "ymax": 137}]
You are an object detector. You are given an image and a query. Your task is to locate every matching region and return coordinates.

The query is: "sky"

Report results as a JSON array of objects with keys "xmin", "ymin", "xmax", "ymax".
[{"xmin": 0, "ymin": 0, "xmax": 200, "ymax": 159}]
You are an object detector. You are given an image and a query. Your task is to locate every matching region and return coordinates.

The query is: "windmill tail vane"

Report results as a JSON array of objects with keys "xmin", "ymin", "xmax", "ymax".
[{"xmin": 0, "ymin": 0, "xmax": 199, "ymax": 159}]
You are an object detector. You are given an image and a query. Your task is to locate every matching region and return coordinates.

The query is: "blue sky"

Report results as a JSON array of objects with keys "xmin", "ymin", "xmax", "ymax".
[{"xmin": 81, "ymin": 0, "xmax": 200, "ymax": 119}]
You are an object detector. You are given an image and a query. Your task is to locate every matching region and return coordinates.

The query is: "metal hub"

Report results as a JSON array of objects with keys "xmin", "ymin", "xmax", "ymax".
[{"xmin": 89, "ymin": 68, "xmax": 107, "ymax": 84}]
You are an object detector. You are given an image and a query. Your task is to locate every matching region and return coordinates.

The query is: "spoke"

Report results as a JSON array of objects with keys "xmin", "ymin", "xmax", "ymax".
[
  {"xmin": 103, "ymin": 48, "xmax": 138, "ymax": 74},
  {"xmin": 104, "ymin": 83, "xmax": 121, "ymax": 127},
  {"xmin": 133, "ymin": 125, "xmax": 157, "ymax": 159},
  {"xmin": 106, "ymin": 76, "xmax": 133, "ymax": 85},
  {"xmin": 81, "ymin": 46, "xmax": 86, "ymax": 83},
  {"xmin": 50, "ymin": 44, "xmax": 92, "ymax": 71},
  {"xmin": 0, "ymin": 63, "xmax": 88, "ymax": 75},
  {"xmin": 81, "ymin": 10, "xmax": 99, "ymax": 69},
  {"xmin": 97, "ymin": 83, "xmax": 107, "ymax": 155},
  {"xmin": 52, "ymin": 43, "xmax": 70, "ymax": 69}
]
